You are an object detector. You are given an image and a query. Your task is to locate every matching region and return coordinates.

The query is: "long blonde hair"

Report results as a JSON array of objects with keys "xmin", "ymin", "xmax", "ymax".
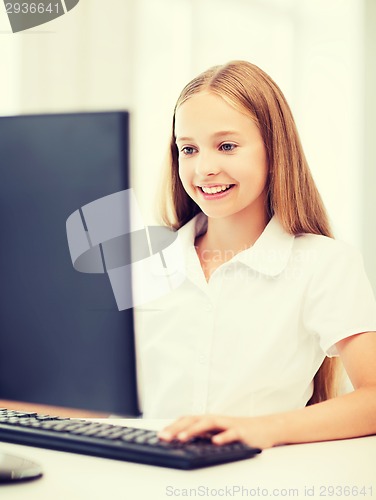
[{"xmin": 160, "ymin": 60, "xmax": 339, "ymax": 404}]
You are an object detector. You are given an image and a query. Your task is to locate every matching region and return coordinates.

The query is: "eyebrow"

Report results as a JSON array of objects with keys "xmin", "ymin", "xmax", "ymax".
[{"xmin": 176, "ymin": 131, "xmax": 241, "ymax": 142}]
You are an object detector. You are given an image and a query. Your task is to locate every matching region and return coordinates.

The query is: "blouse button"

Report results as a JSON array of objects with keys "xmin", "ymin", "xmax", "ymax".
[
  {"xmin": 198, "ymin": 355, "xmax": 206, "ymax": 364},
  {"xmin": 193, "ymin": 404, "xmax": 205, "ymax": 413}
]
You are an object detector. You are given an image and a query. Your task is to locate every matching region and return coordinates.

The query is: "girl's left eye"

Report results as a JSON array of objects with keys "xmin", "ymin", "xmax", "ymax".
[{"xmin": 219, "ymin": 143, "xmax": 236, "ymax": 152}]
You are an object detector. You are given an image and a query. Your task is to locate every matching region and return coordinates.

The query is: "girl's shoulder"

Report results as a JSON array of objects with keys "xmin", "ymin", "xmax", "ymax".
[
  {"xmin": 293, "ymin": 231, "xmax": 363, "ymax": 271},
  {"xmin": 295, "ymin": 231, "xmax": 359, "ymax": 253}
]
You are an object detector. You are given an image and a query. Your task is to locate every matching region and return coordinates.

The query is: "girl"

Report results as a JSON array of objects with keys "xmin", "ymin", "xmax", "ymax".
[{"xmin": 138, "ymin": 60, "xmax": 376, "ymax": 449}]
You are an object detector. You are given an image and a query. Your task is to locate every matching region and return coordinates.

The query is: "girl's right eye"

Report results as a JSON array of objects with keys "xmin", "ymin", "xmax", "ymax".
[{"xmin": 180, "ymin": 146, "xmax": 197, "ymax": 156}]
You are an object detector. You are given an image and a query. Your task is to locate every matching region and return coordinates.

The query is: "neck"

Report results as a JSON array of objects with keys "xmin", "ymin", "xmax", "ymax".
[{"xmin": 200, "ymin": 207, "xmax": 269, "ymax": 255}]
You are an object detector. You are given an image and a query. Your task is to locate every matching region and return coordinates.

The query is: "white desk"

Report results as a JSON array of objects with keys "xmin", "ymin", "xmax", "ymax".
[{"xmin": 0, "ymin": 419, "xmax": 375, "ymax": 500}]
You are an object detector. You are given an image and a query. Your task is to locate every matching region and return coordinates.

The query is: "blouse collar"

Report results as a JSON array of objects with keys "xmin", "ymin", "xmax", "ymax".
[{"xmin": 178, "ymin": 212, "xmax": 295, "ymax": 277}]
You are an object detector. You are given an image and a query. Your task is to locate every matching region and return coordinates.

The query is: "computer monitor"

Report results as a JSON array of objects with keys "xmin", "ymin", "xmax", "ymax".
[{"xmin": 0, "ymin": 111, "xmax": 140, "ymax": 417}]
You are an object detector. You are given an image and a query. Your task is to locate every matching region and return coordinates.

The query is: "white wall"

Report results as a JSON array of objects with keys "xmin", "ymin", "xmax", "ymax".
[
  {"xmin": 363, "ymin": 0, "xmax": 376, "ymax": 292},
  {"xmin": 0, "ymin": 8, "xmax": 22, "ymax": 114},
  {"xmin": 0, "ymin": 0, "xmax": 374, "ymax": 289}
]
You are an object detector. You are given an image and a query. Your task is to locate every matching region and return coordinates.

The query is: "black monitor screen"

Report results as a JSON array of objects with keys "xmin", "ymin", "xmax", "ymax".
[{"xmin": 0, "ymin": 111, "xmax": 139, "ymax": 416}]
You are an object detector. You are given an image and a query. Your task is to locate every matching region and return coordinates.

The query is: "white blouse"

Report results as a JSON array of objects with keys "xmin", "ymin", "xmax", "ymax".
[{"xmin": 134, "ymin": 214, "xmax": 376, "ymax": 418}]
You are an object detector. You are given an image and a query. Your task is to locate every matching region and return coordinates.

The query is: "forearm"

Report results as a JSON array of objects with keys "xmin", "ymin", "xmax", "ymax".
[{"xmin": 273, "ymin": 386, "xmax": 376, "ymax": 446}]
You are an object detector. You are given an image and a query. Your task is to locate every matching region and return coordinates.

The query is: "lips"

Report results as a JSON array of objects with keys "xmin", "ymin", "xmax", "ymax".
[
  {"xmin": 197, "ymin": 184, "xmax": 236, "ymax": 199},
  {"xmin": 199, "ymin": 184, "xmax": 234, "ymax": 194}
]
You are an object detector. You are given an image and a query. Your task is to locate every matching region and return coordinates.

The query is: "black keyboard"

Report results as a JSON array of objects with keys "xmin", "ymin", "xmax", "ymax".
[{"xmin": 0, "ymin": 409, "xmax": 261, "ymax": 469}]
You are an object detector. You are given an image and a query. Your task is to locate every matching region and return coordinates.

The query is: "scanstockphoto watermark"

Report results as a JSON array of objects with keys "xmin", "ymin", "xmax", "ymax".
[
  {"xmin": 66, "ymin": 189, "xmax": 185, "ymax": 311},
  {"xmin": 3, "ymin": 0, "xmax": 79, "ymax": 32},
  {"xmin": 165, "ymin": 484, "xmax": 374, "ymax": 497},
  {"xmin": 165, "ymin": 485, "xmax": 301, "ymax": 497}
]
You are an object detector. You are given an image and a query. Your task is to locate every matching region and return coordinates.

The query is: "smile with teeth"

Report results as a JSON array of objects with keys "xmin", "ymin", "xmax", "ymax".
[{"xmin": 199, "ymin": 184, "xmax": 233, "ymax": 194}]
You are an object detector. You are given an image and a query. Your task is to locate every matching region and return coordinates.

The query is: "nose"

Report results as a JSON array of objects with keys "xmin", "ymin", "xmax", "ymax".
[{"xmin": 194, "ymin": 150, "xmax": 220, "ymax": 178}]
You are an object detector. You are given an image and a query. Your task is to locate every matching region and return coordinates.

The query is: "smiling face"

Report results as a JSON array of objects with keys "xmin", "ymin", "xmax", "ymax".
[{"xmin": 175, "ymin": 92, "xmax": 269, "ymax": 223}]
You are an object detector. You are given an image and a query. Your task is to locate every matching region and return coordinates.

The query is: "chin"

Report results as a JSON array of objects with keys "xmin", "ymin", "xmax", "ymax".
[{"xmin": 200, "ymin": 208, "xmax": 237, "ymax": 219}]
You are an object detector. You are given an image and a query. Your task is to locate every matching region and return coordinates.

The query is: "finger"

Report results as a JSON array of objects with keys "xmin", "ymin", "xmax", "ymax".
[
  {"xmin": 212, "ymin": 428, "xmax": 239, "ymax": 445},
  {"xmin": 176, "ymin": 416, "xmax": 230, "ymax": 442},
  {"xmin": 158, "ymin": 416, "xmax": 200, "ymax": 441}
]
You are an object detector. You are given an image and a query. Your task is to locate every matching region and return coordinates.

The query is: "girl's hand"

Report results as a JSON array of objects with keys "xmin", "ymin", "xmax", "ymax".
[{"xmin": 157, "ymin": 414, "xmax": 284, "ymax": 450}]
